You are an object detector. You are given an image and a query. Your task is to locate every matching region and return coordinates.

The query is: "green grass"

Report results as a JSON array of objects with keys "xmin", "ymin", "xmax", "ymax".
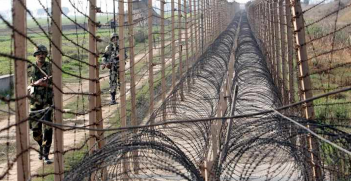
[
  {"xmin": 305, "ymin": 22, "xmax": 351, "ymax": 179},
  {"xmin": 313, "ymin": 93, "xmax": 351, "ymax": 125},
  {"xmin": 0, "ymin": 15, "xmax": 113, "ymax": 29}
]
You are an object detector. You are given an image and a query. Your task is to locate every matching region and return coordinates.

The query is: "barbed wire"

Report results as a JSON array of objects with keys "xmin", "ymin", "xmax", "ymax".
[
  {"xmin": 0, "ymin": 0, "xmax": 233, "ymax": 180},
  {"xmin": 2, "ymin": 0, "xmax": 350, "ymax": 180},
  {"xmin": 247, "ymin": 0, "xmax": 351, "ymax": 179}
]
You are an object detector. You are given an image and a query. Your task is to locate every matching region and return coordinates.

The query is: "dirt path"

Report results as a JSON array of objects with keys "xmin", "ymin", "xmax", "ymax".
[{"xmin": 0, "ymin": 37, "xmax": 185, "ymax": 180}]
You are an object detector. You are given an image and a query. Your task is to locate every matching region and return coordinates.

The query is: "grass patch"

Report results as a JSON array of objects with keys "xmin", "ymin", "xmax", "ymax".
[
  {"xmin": 314, "ymin": 96, "xmax": 351, "ymax": 125},
  {"xmin": 0, "ymin": 142, "xmax": 16, "ymax": 163},
  {"xmin": 32, "ymin": 144, "xmax": 88, "ymax": 181}
]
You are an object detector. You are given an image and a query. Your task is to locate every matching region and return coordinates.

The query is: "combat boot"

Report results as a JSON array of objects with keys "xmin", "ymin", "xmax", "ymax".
[
  {"xmin": 110, "ymin": 92, "xmax": 117, "ymax": 105},
  {"xmin": 43, "ymin": 146, "xmax": 53, "ymax": 164}
]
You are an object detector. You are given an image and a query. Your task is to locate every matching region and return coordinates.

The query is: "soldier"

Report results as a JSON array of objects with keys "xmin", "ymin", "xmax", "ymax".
[
  {"xmin": 101, "ymin": 33, "xmax": 120, "ymax": 105},
  {"xmin": 28, "ymin": 44, "xmax": 53, "ymax": 164}
]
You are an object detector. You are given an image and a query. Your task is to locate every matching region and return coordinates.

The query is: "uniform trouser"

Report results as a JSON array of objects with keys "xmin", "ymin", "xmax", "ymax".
[
  {"xmin": 29, "ymin": 105, "xmax": 53, "ymax": 148},
  {"xmin": 109, "ymin": 64, "xmax": 120, "ymax": 93}
]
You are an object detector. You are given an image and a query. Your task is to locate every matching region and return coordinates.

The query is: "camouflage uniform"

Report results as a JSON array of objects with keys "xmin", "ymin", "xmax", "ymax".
[
  {"xmin": 102, "ymin": 42, "xmax": 120, "ymax": 94},
  {"xmin": 28, "ymin": 61, "xmax": 53, "ymax": 155}
]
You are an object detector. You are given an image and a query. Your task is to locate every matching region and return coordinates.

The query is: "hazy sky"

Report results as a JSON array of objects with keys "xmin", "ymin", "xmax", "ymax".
[{"xmin": 0, "ymin": 0, "xmax": 249, "ymax": 13}]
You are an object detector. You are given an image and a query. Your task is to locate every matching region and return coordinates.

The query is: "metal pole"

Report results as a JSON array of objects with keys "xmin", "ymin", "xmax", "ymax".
[
  {"xmin": 204, "ymin": 0, "xmax": 207, "ymax": 47},
  {"xmin": 171, "ymin": 0, "xmax": 176, "ymax": 89},
  {"xmin": 290, "ymin": 0, "xmax": 322, "ymax": 179},
  {"xmin": 211, "ymin": 0, "xmax": 214, "ymax": 40},
  {"xmin": 13, "ymin": 0, "xmax": 30, "ymax": 180},
  {"xmin": 128, "ymin": 0, "xmax": 138, "ymax": 172},
  {"xmin": 184, "ymin": 0, "xmax": 190, "ymax": 91},
  {"xmin": 88, "ymin": 0, "xmax": 97, "ymax": 155},
  {"xmin": 259, "ymin": 4, "xmax": 262, "ymax": 38},
  {"xmin": 219, "ymin": 85, "xmax": 238, "ymax": 165},
  {"xmin": 208, "ymin": 0, "xmax": 212, "ymax": 43},
  {"xmin": 270, "ymin": 2, "xmax": 276, "ymax": 79},
  {"xmin": 193, "ymin": 0, "xmax": 198, "ymax": 59},
  {"xmin": 148, "ymin": 0, "xmax": 154, "ymax": 116},
  {"xmin": 262, "ymin": 2, "xmax": 268, "ymax": 60},
  {"xmin": 279, "ymin": 0, "xmax": 287, "ymax": 105},
  {"xmin": 266, "ymin": 1, "xmax": 272, "ymax": 73},
  {"xmin": 129, "ymin": 0, "xmax": 136, "ymax": 131},
  {"xmin": 161, "ymin": 0, "xmax": 166, "ymax": 121},
  {"xmin": 113, "ymin": 0, "xmax": 117, "ymax": 33},
  {"xmin": 118, "ymin": 0, "xmax": 129, "ymax": 176},
  {"xmin": 178, "ymin": 0, "xmax": 184, "ymax": 100},
  {"xmin": 171, "ymin": 0, "xmax": 177, "ymax": 113},
  {"xmin": 95, "ymin": 51, "xmax": 107, "ymax": 177},
  {"xmin": 119, "ymin": 0, "xmax": 127, "ymax": 128},
  {"xmin": 52, "ymin": 0, "xmax": 64, "ymax": 180},
  {"xmin": 265, "ymin": 2, "xmax": 270, "ymax": 63},
  {"xmin": 274, "ymin": 0, "xmax": 280, "ymax": 87},
  {"xmin": 201, "ymin": 13, "xmax": 204, "ymax": 54},
  {"xmin": 286, "ymin": 0, "xmax": 294, "ymax": 105},
  {"xmin": 189, "ymin": 0, "xmax": 194, "ymax": 62}
]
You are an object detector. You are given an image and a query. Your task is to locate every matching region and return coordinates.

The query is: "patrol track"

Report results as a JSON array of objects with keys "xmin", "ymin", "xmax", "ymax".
[
  {"xmin": 213, "ymin": 14, "xmax": 304, "ymax": 181},
  {"xmin": 63, "ymin": 13, "xmax": 242, "ymax": 181}
]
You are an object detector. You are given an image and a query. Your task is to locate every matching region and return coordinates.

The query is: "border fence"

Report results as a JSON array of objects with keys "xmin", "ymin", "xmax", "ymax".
[
  {"xmin": 1, "ymin": 0, "xmax": 351, "ymax": 180},
  {"xmin": 247, "ymin": 0, "xmax": 351, "ymax": 180},
  {"xmin": 0, "ymin": 0, "xmax": 239, "ymax": 180}
]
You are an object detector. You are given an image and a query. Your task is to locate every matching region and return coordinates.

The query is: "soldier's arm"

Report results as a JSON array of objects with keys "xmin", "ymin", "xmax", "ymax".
[
  {"xmin": 34, "ymin": 64, "xmax": 52, "ymax": 88},
  {"xmin": 101, "ymin": 45, "xmax": 113, "ymax": 69},
  {"xmin": 102, "ymin": 45, "xmax": 113, "ymax": 64}
]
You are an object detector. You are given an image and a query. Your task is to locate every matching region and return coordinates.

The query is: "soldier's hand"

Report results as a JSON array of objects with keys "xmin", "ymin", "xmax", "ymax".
[
  {"xmin": 32, "ymin": 79, "xmax": 42, "ymax": 86},
  {"xmin": 102, "ymin": 64, "xmax": 106, "ymax": 70},
  {"xmin": 106, "ymin": 63, "xmax": 112, "ymax": 69},
  {"xmin": 33, "ymin": 79, "xmax": 48, "ymax": 87}
]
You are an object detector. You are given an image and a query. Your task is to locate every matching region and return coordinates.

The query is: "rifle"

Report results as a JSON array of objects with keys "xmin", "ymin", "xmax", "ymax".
[
  {"xmin": 101, "ymin": 44, "xmax": 128, "ymax": 70},
  {"xmin": 27, "ymin": 75, "xmax": 52, "ymax": 95},
  {"xmin": 31, "ymin": 75, "xmax": 52, "ymax": 86}
]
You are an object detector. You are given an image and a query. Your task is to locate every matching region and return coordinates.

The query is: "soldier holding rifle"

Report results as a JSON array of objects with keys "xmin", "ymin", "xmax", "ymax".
[
  {"xmin": 101, "ymin": 33, "xmax": 124, "ymax": 105},
  {"xmin": 28, "ymin": 44, "xmax": 53, "ymax": 164}
]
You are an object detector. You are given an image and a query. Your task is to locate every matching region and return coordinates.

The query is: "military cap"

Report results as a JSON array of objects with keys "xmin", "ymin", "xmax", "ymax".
[{"xmin": 33, "ymin": 44, "xmax": 48, "ymax": 57}]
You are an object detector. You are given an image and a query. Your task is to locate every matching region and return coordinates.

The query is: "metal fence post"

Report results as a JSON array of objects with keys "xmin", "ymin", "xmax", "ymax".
[
  {"xmin": 161, "ymin": 0, "xmax": 166, "ymax": 121},
  {"xmin": 88, "ymin": 0, "xmax": 97, "ymax": 154},
  {"xmin": 274, "ymin": 0, "xmax": 280, "ymax": 88},
  {"xmin": 290, "ymin": 0, "xmax": 322, "ymax": 179},
  {"xmin": 148, "ymin": 0, "xmax": 154, "ymax": 117},
  {"xmin": 52, "ymin": 0, "xmax": 64, "ymax": 180},
  {"xmin": 13, "ymin": 0, "xmax": 30, "ymax": 180},
  {"xmin": 286, "ymin": 0, "xmax": 295, "ymax": 105},
  {"xmin": 279, "ymin": 0, "xmax": 287, "ymax": 105}
]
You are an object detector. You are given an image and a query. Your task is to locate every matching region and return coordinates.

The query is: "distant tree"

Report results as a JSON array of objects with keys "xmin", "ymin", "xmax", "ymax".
[{"xmin": 62, "ymin": 7, "xmax": 70, "ymax": 15}]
